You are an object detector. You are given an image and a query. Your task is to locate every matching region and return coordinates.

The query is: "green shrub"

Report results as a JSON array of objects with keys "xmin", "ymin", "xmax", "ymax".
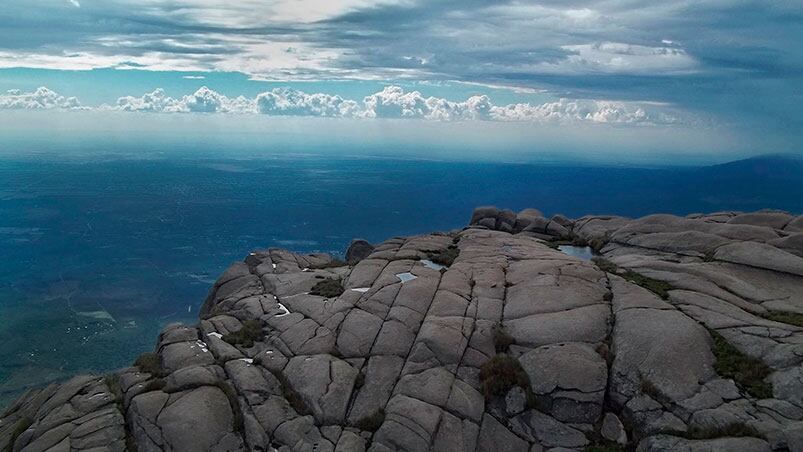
[
  {"xmin": 310, "ymin": 278, "xmax": 345, "ymax": 298},
  {"xmin": 428, "ymin": 245, "xmax": 459, "ymax": 267},
  {"xmin": 133, "ymin": 352, "xmax": 165, "ymax": 377},
  {"xmin": 479, "ymin": 354, "xmax": 533, "ymax": 403},
  {"xmin": 760, "ymin": 311, "xmax": 803, "ymax": 327},
  {"xmin": 353, "ymin": 409, "xmax": 385, "ymax": 432},
  {"xmin": 710, "ymin": 330, "xmax": 773, "ymax": 399},
  {"xmin": 493, "ymin": 324, "xmax": 516, "ymax": 353},
  {"xmin": 222, "ymin": 319, "xmax": 264, "ymax": 348}
]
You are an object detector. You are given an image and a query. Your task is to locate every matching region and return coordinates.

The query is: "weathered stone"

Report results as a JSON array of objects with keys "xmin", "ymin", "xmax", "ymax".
[
  {"xmin": 505, "ymin": 387, "xmax": 527, "ymax": 416},
  {"xmin": 7, "ymin": 208, "xmax": 803, "ymax": 452},
  {"xmin": 284, "ymin": 355, "xmax": 358, "ymax": 425},
  {"xmin": 509, "ymin": 409, "xmax": 588, "ymax": 449},
  {"xmin": 601, "ymin": 413, "xmax": 627, "ymax": 445},
  {"xmin": 157, "ymin": 386, "xmax": 235, "ymax": 452},
  {"xmin": 636, "ymin": 434, "xmax": 771, "ymax": 452},
  {"xmin": 346, "ymin": 239, "xmax": 375, "ymax": 265},
  {"xmin": 477, "ymin": 413, "xmax": 528, "ymax": 452}
]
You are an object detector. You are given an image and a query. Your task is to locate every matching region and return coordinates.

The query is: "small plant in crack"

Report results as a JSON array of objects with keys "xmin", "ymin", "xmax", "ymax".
[
  {"xmin": 133, "ymin": 352, "xmax": 166, "ymax": 378},
  {"xmin": 222, "ymin": 319, "xmax": 264, "ymax": 348},
  {"xmin": 479, "ymin": 354, "xmax": 535, "ymax": 406},
  {"xmin": 709, "ymin": 329, "xmax": 773, "ymax": 399},
  {"xmin": 759, "ymin": 310, "xmax": 803, "ymax": 328},
  {"xmin": 428, "ymin": 245, "xmax": 460, "ymax": 267},
  {"xmin": 591, "ymin": 258, "xmax": 671, "ymax": 300},
  {"xmin": 310, "ymin": 277, "xmax": 345, "ymax": 298}
]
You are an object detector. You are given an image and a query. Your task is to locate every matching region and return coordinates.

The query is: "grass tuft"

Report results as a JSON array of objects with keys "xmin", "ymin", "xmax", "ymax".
[
  {"xmin": 310, "ymin": 278, "xmax": 345, "ymax": 298},
  {"xmin": 133, "ymin": 352, "xmax": 166, "ymax": 377},
  {"xmin": 479, "ymin": 354, "xmax": 533, "ymax": 404},
  {"xmin": 592, "ymin": 257, "xmax": 619, "ymax": 274},
  {"xmin": 710, "ymin": 330, "xmax": 773, "ymax": 399},
  {"xmin": 591, "ymin": 258, "xmax": 671, "ymax": 299},
  {"xmin": 760, "ymin": 310, "xmax": 803, "ymax": 328},
  {"xmin": 428, "ymin": 245, "xmax": 460, "ymax": 267},
  {"xmin": 222, "ymin": 319, "xmax": 264, "ymax": 348}
]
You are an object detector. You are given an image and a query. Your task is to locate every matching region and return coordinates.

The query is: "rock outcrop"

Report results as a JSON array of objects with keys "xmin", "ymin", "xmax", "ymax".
[{"xmin": 2, "ymin": 207, "xmax": 803, "ymax": 452}]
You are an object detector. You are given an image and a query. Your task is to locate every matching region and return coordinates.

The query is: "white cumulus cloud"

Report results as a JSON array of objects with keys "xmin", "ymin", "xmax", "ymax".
[
  {"xmin": 361, "ymin": 86, "xmax": 494, "ymax": 121},
  {"xmin": 0, "ymin": 87, "xmax": 83, "ymax": 110},
  {"xmin": 489, "ymin": 99, "xmax": 677, "ymax": 124},
  {"xmin": 255, "ymin": 88, "xmax": 360, "ymax": 117},
  {"xmin": 11, "ymin": 85, "xmax": 680, "ymax": 125},
  {"xmin": 113, "ymin": 87, "xmax": 256, "ymax": 113}
]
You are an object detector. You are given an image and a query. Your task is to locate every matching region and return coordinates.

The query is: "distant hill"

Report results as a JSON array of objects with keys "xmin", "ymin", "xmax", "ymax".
[{"xmin": 699, "ymin": 154, "xmax": 803, "ymax": 180}]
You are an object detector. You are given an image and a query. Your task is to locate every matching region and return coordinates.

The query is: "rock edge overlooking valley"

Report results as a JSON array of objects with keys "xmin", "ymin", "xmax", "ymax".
[{"xmin": 3, "ymin": 207, "xmax": 803, "ymax": 452}]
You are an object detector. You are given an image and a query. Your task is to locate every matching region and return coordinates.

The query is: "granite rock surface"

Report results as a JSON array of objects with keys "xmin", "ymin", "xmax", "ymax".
[{"xmin": 2, "ymin": 207, "xmax": 803, "ymax": 452}]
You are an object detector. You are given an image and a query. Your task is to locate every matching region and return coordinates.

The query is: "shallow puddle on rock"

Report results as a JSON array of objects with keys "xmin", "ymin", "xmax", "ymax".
[
  {"xmin": 557, "ymin": 245, "xmax": 596, "ymax": 261},
  {"xmin": 421, "ymin": 259, "xmax": 445, "ymax": 270},
  {"xmin": 395, "ymin": 272, "xmax": 418, "ymax": 282}
]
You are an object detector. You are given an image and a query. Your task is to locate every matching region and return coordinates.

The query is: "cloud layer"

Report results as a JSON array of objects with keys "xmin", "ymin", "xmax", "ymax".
[
  {"xmin": 0, "ymin": 0, "xmax": 799, "ymax": 140},
  {"xmin": 1, "ymin": 85, "xmax": 679, "ymax": 125},
  {"xmin": 111, "ymin": 86, "xmax": 679, "ymax": 124},
  {"xmin": 0, "ymin": 87, "xmax": 83, "ymax": 110}
]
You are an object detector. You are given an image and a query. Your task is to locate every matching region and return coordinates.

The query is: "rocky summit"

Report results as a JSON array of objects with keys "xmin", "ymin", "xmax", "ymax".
[{"xmin": 3, "ymin": 207, "xmax": 803, "ymax": 452}]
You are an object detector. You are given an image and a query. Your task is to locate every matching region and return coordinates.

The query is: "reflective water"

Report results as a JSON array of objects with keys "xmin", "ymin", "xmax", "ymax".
[{"xmin": 558, "ymin": 245, "xmax": 596, "ymax": 261}]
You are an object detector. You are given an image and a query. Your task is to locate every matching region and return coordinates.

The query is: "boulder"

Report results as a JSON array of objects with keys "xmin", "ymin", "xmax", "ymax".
[
  {"xmin": 601, "ymin": 413, "xmax": 627, "ymax": 445},
  {"xmin": 514, "ymin": 208, "xmax": 544, "ymax": 232},
  {"xmin": 346, "ymin": 239, "xmax": 375, "ymax": 265},
  {"xmin": 728, "ymin": 211, "xmax": 794, "ymax": 230}
]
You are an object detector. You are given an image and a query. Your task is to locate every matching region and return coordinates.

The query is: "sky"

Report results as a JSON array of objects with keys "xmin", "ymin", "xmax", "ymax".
[{"xmin": 0, "ymin": 0, "xmax": 801, "ymax": 162}]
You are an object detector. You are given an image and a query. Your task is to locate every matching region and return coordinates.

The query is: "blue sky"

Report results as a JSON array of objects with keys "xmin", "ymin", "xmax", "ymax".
[{"xmin": 0, "ymin": 0, "xmax": 801, "ymax": 161}]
